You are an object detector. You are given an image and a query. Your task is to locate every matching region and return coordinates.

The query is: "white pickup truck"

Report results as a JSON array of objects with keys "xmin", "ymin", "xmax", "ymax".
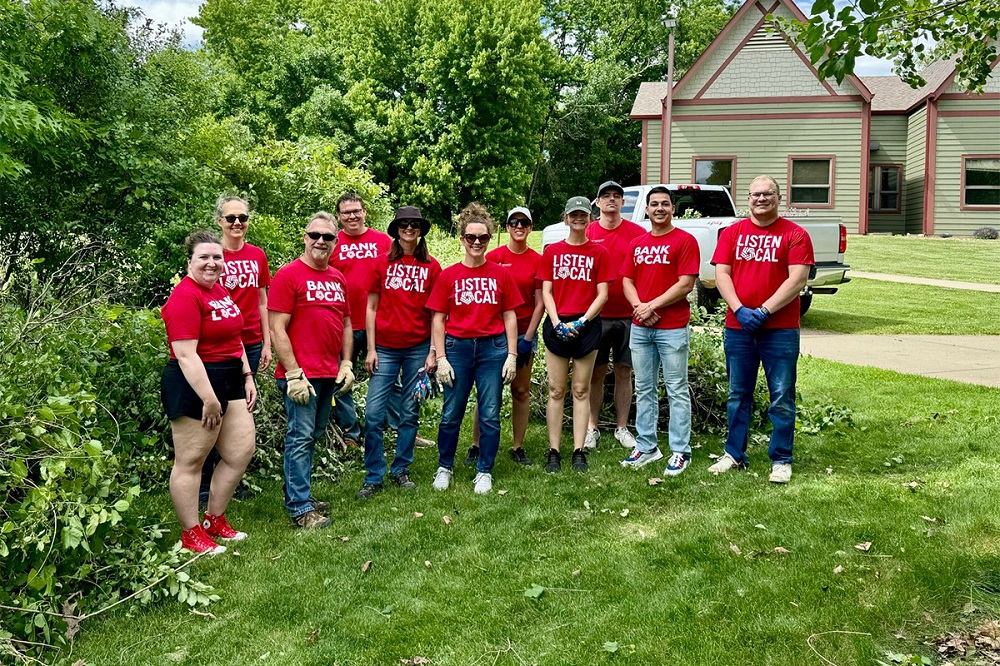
[{"xmin": 540, "ymin": 183, "xmax": 850, "ymax": 314}]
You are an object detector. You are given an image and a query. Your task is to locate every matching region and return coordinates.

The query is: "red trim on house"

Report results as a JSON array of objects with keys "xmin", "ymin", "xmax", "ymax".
[
  {"xmin": 859, "ymin": 101, "xmax": 871, "ymax": 232},
  {"xmin": 756, "ymin": 0, "xmax": 781, "ymax": 15},
  {"xmin": 938, "ymin": 92, "xmax": 1000, "ymax": 101},
  {"xmin": 641, "ymin": 121, "xmax": 649, "ymax": 184},
  {"xmin": 691, "ymin": 155, "xmax": 738, "ymax": 192},
  {"xmin": 660, "ymin": 96, "xmax": 671, "ymax": 184},
  {"xmin": 631, "ymin": 114, "xmax": 662, "ymax": 120},
  {"xmin": 787, "ymin": 155, "xmax": 837, "ymax": 209},
  {"xmin": 922, "ymin": 100, "xmax": 938, "ymax": 235},
  {"xmin": 960, "ymin": 154, "xmax": 1000, "ymax": 212},
  {"xmin": 695, "ymin": 13, "xmax": 773, "ymax": 99},
  {"xmin": 868, "ymin": 163, "xmax": 905, "ymax": 215},
  {"xmin": 673, "ymin": 112, "xmax": 862, "ymax": 121},
  {"xmin": 674, "ymin": 95, "xmax": 864, "ymax": 106},
  {"xmin": 928, "ymin": 55, "xmax": 1000, "ymax": 102},
  {"xmin": 938, "ymin": 109, "xmax": 1000, "ymax": 118}
]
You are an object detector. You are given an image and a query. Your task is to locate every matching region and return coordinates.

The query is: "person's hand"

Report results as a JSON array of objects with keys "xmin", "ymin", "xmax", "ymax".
[
  {"xmin": 412, "ymin": 368, "xmax": 440, "ymax": 403},
  {"xmin": 202, "ymin": 397, "xmax": 223, "ymax": 429},
  {"xmin": 436, "ymin": 356, "xmax": 455, "ymax": 387},
  {"xmin": 502, "ymin": 353, "xmax": 517, "ymax": 385},
  {"xmin": 336, "ymin": 360, "xmax": 355, "ymax": 395},
  {"xmin": 244, "ymin": 375, "xmax": 257, "ymax": 411},
  {"xmin": 517, "ymin": 337, "xmax": 534, "ymax": 356},
  {"xmin": 639, "ymin": 311, "xmax": 661, "ymax": 326},
  {"xmin": 366, "ymin": 349, "xmax": 379, "ymax": 374},
  {"xmin": 285, "ymin": 368, "xmax": 316, "ymax": 405},
  {"xmin": 259, "ymin": 345, "xmax": 272, "ymax": 371},
  {"xmin": 735, "ymin": 306, "xmax": 765, "ymax": 332},
  {"xmin": 633, "ymin": 302, "xmax": 656, "ymax": 323},
  {"xmin": 567, "ymin": 317, "xmax": 588, "ymax": 336},
  {"xmin": 554, "ymin": 321, "xmax": 573, "ymax": 340},
  {"xmin": 425, "ymin": 349, "xmax": 438, "ymax": 374}
]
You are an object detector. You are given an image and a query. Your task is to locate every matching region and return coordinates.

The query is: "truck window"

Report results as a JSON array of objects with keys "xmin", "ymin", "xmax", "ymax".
[
  {"xmin": 621, "ymin": 191, "xmax": 639, "ymax": 219},
  {"xmin": 667, "ymin": 190, "xmax": 735, "ymax": 219}
]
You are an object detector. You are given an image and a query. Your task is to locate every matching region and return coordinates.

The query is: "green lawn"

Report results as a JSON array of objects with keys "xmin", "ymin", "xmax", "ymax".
[
  {"xmin": 74, "ymin": 359, "xmax": 1000, "ymax": 666},
  {"xmin": 803, "ymin": 278, "xmax": 1000, "ymax": 335},
  {"xmin": 848, "ymin": 235, "xmax": 1000, "ymax": 284}
]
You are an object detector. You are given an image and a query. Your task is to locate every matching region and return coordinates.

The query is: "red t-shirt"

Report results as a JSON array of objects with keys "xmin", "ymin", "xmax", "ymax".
[
  {"xmin": 711, "ymin": 217, "xmax": 815, "ymax": 330},
  {"xmin": 268, "ymin": 259, "xmax": 351, "ymax": 379},
  {"xmin": 220, "ymin": 243, "xmax": 270, "ymax": 345},
  {"xmin": 538, "ymin": 240, "xmax": 612, "ymax": 317},
  {"xmin": 486, "ymin": 245, "xmax": 541, "ymax": 335},
  {"xmin": 371, "ymin": 254, "xmax": 443, "ymax": 348},
  {"xmin": 330, "ymin": 228, "xmax": 392, "ymax": 331},
  {"xmin": 162, "ymin": 276, "xmax": 244, "ymax": 363},
  {"xmin": 426, "ymin": 261, "xmax": 523, "ymax": 338},
  {"xmin": 622, "ymin": 228, "xmax": 701, "ymax": 329},
  {"xmin": 586, "ymin": 218, "xmax": 646, "ymax": 318}
]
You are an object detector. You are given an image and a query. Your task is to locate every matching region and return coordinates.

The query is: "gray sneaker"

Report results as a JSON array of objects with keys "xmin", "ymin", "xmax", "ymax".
[
  {"xmin": 355, "ymin": 483, "xmax": 383, "ymax": 500},
  {"xmin": 432, "ymin": 466, "xmax": 453, "ymax": 491},
  {"xmin": 621, "ymin": 447, "xmax": 663, "ymax": 468},
  {"xmin": 614, "ymin": 427, "xmax": 639, "ymax": 450},
  {"xmin": 391, "ymin": 472, "xmax": 417, "ymax": 490},
  {"xmin": 584, "ymin": 428, "xmax": 600, "ymax": 449},
  {"xmin": 473, "ymin": 472, "xmax": 493, "ymax": 495},
  {"xmin": 769, "ymin": 463, "xmax": 792, "ymax": 484}
]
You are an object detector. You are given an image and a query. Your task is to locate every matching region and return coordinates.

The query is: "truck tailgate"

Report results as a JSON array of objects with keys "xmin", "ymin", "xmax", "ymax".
[{"xmin": 793, "ymin": 217, "xmax": 843, "ymax": 263}]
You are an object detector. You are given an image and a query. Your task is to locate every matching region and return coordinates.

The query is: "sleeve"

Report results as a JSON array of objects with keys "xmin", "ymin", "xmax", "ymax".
[
  {"xmin": 369, "ymin": 257, "xmax": 386, "ymax": 295},
  {"xmin": 267, "ymin": 267, "xmax": 296, "ymax": 314},
  {"xmin": 711, "ymin": 226, "xmax": 737, "ymax": 266},
  {"xmin": 500, "ymin": 268, "xmax": 525, "ymax": 312},
  {"xmin": 787, "ymin": 226, "xmax": 815, "ymax": 266},
  {"xmin": 425, "ymin": 271, "xmax": 450, "ymax": 313},
  {"xmin": 163, "ymin": 288, "xmax": 203, "ymax": 343},
  {"xmin": 537, "ymin": 248, "xmax": 553, "ymax": 282},
  {"xmin": 595, "ymin": 247, "xmax": 614, "ymax": 283},
  {"xmin": 677, "ymin": 233, "xmax": 702, "ymax": 276}
]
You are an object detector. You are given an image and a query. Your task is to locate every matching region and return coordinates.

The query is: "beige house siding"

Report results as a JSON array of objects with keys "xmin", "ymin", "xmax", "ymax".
[
  {"xmin": 701, "ymin": 30, "xmax": 829, "ymax": 98},
  {"xmin": 674, "ymin": 9, "xmax": 763, "ymax": 99},
  {"xmin": 645, "ymin": 120, "xmax": 663, "ymax": 183},
  {"xmin": 933, "ymin": 114, "xmax": 1000, "ymax": 235},
  {"xmin": 868, "ymin": 116, "xmax": 909, "ymax": 232},
  {"xmin": 904, "ymin": 107, "xmax": 928, "ymax": 234}
]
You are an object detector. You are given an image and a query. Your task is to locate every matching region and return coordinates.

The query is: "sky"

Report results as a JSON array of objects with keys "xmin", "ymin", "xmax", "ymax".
[{"xmin": 130, "ymin": 0, "xmax": 896, "ymax": 76}]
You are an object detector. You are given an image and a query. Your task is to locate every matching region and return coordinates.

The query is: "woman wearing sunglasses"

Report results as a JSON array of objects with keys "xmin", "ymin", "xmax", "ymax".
[
  {"xmin": 539, "ymin": 196, "xmax": 611, "ymax": 474},
  {"xmin": 356, "ymin": 207, "xmax": 442, "ymax": 499},
  {"xmin": 426, "ymin": 203, "xmax": 522, "ymax": 494},
  {"xmin": 466, "ymin": 207, "xmax": 544, "ymax": 467},
  {"xmin": 161, "ymin": 230, "xmax": 257, "ymax": 554}
]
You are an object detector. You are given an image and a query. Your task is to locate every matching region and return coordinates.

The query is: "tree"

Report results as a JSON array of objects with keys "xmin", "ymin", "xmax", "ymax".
[{"xmin": 780, "ymin": 0, "xmax": 1000, "ymax": 91}]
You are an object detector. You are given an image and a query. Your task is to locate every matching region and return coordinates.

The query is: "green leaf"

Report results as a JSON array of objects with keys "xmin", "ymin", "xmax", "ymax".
[
  {"xmin": 113, "ymin": 499, "xmax": 130, "ymax": 511},
  {"xmin": 380, "ymin": 604, "xmax": 394, "ymax": 615},
  {"xmin": 602, "ymin": 641, "xmax": 619, "ymax": 653},
  {"xmin": 524, "ymin": 584, "xmax": 546, "ymax": 599}
]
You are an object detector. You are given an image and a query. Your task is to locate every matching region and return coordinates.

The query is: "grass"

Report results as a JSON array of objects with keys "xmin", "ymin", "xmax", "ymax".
[
  {"xmin": 803, "ymin": 278, "xmax": 1000, "ymax": 335},
  {"xmin": 848, "ymin": 235, "xmax": 1000, "ymax": 285},
  {"xmin": 73, "ymin": 358, "xmax": 1000, "ymax": 666}
]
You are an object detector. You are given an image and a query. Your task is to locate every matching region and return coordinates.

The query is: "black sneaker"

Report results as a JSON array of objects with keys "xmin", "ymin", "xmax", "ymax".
[
  {"xmin": 510, "ymin": 448, "xmax": 532, "ymax": 466},
  {"xmin": 571, "ymin": 449, "xmax": 588, "ymax": 472},
  {"xmin": 464, "ymin": 445, "xmax": 480, "ymax": 466},
  {"xmin": 544, "ymin": 449, "xmax": 562, "ymax": 473},
  {"xmin": 391, "ymin": 472, "xmax": 417, "ymax": 490},
  {"xmin": 355, "ymin": 483, "xmax": 384, "ymax": 500},
  {"xmin": 311, "ymin": 496, "xmax": 331, "ymax": 513}
]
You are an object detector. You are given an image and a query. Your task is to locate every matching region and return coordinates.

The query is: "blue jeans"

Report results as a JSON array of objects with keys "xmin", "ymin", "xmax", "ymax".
[
  {"xmin": 629, "ymin": 325, "xmax": 691, "ymax": 455},
  {"xmin": 244, "ymin": 341, "xmax": 264, "ymax": 374},
  {"xmin": 277, "ymin": 377, "xmax": 340, "ymax": 518},
  {"xmin": 362, "ymin": 342, "xmax": 428, "ymax": 485},
  {"xmin": 333, "ymin": 329, "xmax": 401, "ymax": 443},
  {"xmin": 437, "ymin": 334, "xmax": 507, "ymax": 474},
  {"xmin": 723, "ymin": 327, "xmax": 800, "ymax": 465}
]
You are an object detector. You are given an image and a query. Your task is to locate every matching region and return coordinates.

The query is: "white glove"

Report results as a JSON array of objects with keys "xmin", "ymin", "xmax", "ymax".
[
  {"xmin": 501, "ymin": 353, "xmax": 517, "ymax": 385},
  {"xmin": 336, "ymin": 360, "xmax": 355, "ymax": 395},
  {"xmin": 285, "ymin": 368, "xmax": 316, "ymax": 405},
  {"xmin": 436, "ymin": 357, "xmax": 455, "ymax": 387}
]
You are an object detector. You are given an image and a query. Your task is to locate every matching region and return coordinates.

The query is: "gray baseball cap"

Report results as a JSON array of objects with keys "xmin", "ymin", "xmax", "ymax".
[
  {"xmin": 564, "ymin": 196, "xmax": 593, "ymax": 215},
  {"xmin": 596, "ymin": 180, "xmax": 625, "ymax": 198},
  {"xmin": 506, "ymin": 206, "xmax": 533, "ymax": 223}
]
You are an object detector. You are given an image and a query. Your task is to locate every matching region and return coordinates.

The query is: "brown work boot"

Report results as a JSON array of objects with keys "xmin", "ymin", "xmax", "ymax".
[{"xmin": 292, "ymin": 510, "xmax": 331, "ymax": 529}]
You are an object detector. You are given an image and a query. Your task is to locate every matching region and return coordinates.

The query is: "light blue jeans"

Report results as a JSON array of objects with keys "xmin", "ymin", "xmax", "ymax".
[
  {"xmin": 629, "ymin": 324, "xmax": 691, "ymax": 455},
  {"xmin": 277, "ymin": 377, "xmax": 339, "ymax": 518}
]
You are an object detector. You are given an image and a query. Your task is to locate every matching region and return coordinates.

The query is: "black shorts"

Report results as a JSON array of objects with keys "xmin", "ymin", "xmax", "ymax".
[
  {"xmin": 161, "ymin": 358, "xmax": 245, "ymax": 421},
  {"xmin": 595, "ymin": 317, "xmax": 632, "ymax": 367},
  {"xmin": 542, "ymin": 315, "xmax": 602, "ymax": 360}
]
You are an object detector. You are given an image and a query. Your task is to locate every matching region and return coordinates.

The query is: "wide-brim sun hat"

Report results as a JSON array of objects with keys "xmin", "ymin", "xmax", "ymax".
[{"xmin": 388, "ymin": 205, "xmax": 431, "ymax": 239}]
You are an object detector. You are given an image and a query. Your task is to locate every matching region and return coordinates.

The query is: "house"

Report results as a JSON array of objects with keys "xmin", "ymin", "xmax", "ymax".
[{"xmin": 629, "ymin": 0, "xmax": 1000, "ymax": 235}]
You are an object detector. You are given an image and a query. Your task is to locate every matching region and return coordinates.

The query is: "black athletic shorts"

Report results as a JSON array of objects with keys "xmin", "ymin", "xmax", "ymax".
[
  {"xmin": 542, "ymin": 315, "xmax": 601, "ymax": 360},
  {"xmin": 595, "ymin": 317, "xmax": 632, "ymax": 367},
  {"xmin": 160, "ymin": 358, "xmax": 245, "ymax": 421}
]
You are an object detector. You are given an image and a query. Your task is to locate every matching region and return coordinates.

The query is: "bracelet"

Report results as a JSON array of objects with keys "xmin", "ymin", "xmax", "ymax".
[
  {"xmin": 243, "ymin": 371, "xmax": 253, "ymax": 378},
  {"xmin": 429, "ymin": 345, "xmax": 437, "ymax": 352}
]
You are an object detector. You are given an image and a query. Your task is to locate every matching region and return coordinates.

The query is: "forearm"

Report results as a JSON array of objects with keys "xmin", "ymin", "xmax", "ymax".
[
  {"xmin": 432, "ymin": 313, "xmax": 446, "ymax": 357},
  {"xmin": 525, "ymin": 291, "xmax": 544, "ymax": 339},
  {"xmin": 270, "ymin": 321, "xmax": 300, "ymax": 372},
  {"xmin": 715, "ymin": 268, "xmax": 742, "ymax": 312},
  {"xmin": 502, "ymin": 311, "xmax": 517, "ymax": 354},
  {"xmin": 341, "ymin": 318, "xmax": 353, "ymax": 363},
  {"xmin": 763, "ymin": 273, "xmax": 809, "ymax": 314},
  {"xmin": 258, "ymin": 304, "xmax": 271, "ymax": 348},
  {"xmin": 582, "ymin": 284, "xmax": 609, "ymax": 322},
  {"xmin": 176, "ymin": 356, "xmax": 217, "ymax": 403},
  {"xmin": 649, "ymin": 276, "xmax": 696, "ymax": 310},
  {"xmin": 541, "ymin": 282, "xmax": 559, "ymax": 322},
  {"xmin": 622, "ymin": 278, "xmax": 640, "ymax": 308}
]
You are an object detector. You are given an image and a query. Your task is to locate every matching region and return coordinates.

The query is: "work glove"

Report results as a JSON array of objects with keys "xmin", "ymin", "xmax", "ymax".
[
  {"xmin": 517, "ymin": 337, "xmax": 534, "ymax": 356},
  {"xmin": 554, "ymin": 321, "xmax": 574, "ymax": 340},
  {"xmin": 502, "ymin": 353, "xmax": 517, "ymax": 385},
  {"xmin": 336, "ymin": 360, "xmax": 355, "ymax": 395},
  {"xmin": 411, "ymin": 368, "xmax": 441, "ymax": 404},
  {"xmin": 436, "ymin": 356, "xmax": 455, "ymax": 387},
  {"xmin": 734, "ymin": 306, "xmax": 766, "ymax": 333},
  {"xmin": 285, "ymin": 368, "xmax": 316, "ymax": 405},
  {"xmin": 567, "ymin": 317, "xmax": 588, "ymax": 336}
]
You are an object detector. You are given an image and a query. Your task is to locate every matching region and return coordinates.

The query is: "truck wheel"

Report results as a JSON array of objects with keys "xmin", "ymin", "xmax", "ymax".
[
  {"xmin": 693, "ymin": 281, "xmax": 720, "ymax": 312},
  {"xmin": 799, "ymin": 292, "xmax": 813, "ymax": 316}
]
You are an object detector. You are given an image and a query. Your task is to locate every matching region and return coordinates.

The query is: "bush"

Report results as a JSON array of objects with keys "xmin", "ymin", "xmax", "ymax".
[{"xmin": 973, "ymin": 226, "xmax": 999, "ymax": 240}]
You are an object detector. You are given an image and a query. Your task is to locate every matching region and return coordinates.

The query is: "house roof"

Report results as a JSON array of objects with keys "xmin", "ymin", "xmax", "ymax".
[
  {"xmin": 630, "ymin": 82, "xmax": 671, "ymax": 117},
  {"xmin": 861, "ymin": 58, "xmax": 959, "ymax": 112}
]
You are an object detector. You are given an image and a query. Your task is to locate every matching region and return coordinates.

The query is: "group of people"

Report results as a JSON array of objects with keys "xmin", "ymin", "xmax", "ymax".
[{"xmin": 159, "ymin": 175, "xmax": 814, "ymax": 554}]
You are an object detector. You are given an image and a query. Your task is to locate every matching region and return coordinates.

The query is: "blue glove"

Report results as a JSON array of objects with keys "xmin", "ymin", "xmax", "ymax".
[
  {"xmin": 517, "ymin": 337, "xmax": 534, "ymax": 355},
  {"xmin": 411, "ymin": 369, "xmax": 440, "ymax": 404},
  {"xmin": 735, "ymin": 306, "xmax": 765, "ymax": 332},
  {"xmin": 567, "ymin": 317, "xmax": 588, "ymax": 335},
  {"xmin": 554, "ymin": 322, "xmax": 572, "ymax": 340}
]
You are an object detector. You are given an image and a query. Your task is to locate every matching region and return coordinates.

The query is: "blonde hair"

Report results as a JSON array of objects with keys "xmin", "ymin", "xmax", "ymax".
[
  {"xmin": 750, "ymin": 175, "xmax": 781, "ymax": 197},
  {"xmin": 307, "ymin": 210, "xmax": 338, "ymax": 230},
  {"xmin": 458, "ymin": 202, "xmax": 494, "ymax": 236},
  {"xmin": 214, "ymin": 194, "xmax": 250, "ymax": 219}
]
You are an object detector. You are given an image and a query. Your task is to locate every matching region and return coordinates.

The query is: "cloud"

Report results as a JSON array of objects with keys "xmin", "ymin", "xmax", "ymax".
[{"xmin": 129, "ymin": 0, "xmax": 204, "ymax": 47}]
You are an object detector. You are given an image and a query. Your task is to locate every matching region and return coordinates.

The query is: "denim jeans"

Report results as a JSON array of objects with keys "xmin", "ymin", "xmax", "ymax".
[
  {"xmin": 723, "ymin": 327, "xmax": 800, "ymax": 465},
  {"xmin": 362, "ymin": 342, "xmax": 428, "ymax": 486},
  {"xmin": 437, "ymin": 334, "xmax": 507, "ymax": 474},
  {"xmin": 277, "ymin": 377, "xmax": 340, "ymax": 518},
  {"xmin": 629, "ymin": 325, "xmax": 691, "ymax": 455},
  {"xmin": 333, "ymin": 329, "xmax": 401, "ymax": 443},
  {"xmin": 244, "ymin": 341, "xmax": 264, "ymax": 374}
]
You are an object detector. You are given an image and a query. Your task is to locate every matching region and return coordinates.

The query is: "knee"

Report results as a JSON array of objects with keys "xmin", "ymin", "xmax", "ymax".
[
  {"xmin": 511, "ymin": 384, "xmax": 531, "ymax": 403},
  {"xmin": 571, "ymin": 383, "xmax": 590, "ymax": 401},
  {"xmin": 547, "ymin": 383, "xmax": 567, "ymax": 401}
]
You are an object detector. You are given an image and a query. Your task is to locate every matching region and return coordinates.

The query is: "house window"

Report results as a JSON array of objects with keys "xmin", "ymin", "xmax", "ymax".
[
  {"xmin": 693, "ymin": 158, "xmax": 735, "ymax": 192},
  {"xmin": 789, "ymin": 157, "xmax": 834, "ymax": 206},
  {"xmin": 963, "ymin": 156, "xmax": 1000, "ymax": 208},
  {"xmin": 868, "ymin": 165, "xmax": 901, "ymax": 213}
]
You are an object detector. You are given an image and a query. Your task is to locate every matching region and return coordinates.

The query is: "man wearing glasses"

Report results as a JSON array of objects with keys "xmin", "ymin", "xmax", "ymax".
[
  {"xmin": 330, "ymin": 192, "xmax": 392, "ymax": 448},
  {"xmin": 708, "ymin": 175, "xmax": 814, "ymax": 484},
  {"xmin": 269, "ymin": 212, "xmax": 355, "ymax": 528}
]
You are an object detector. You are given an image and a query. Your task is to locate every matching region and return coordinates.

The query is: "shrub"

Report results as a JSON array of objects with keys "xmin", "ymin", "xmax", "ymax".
[{"xmin": 973, "ymin": 226, "xmax": 999, "ymax": 240}]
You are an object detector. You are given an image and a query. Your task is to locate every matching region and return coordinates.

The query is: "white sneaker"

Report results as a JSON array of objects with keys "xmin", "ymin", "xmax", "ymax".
[
  {"xmin": 707, "ymin": 453, "xmax": 744, "ymax": 475},
  {"xmin": 663, "ymin": 452, "xmax": 691, "ymax": 476},
  {"xmin": 769, "ymin": 463, "xmax": 792, "ymax": 484},
  {"xmin": 473, "ymin": 472, "xmax": 493, "ymax": 495},
  {"xmin": 432, "ymin": 466, "xmax": 453, "ymax": 491},
  {"xmin": 584, "ymin": 428, "xmax": 600, "ymax": 449},
  {"xmin": 614, "ymin": 427, "xmax": 638, "ymax": 450},
  {"xmin": 620, "ymin": 447, "xmax": 664, "ymax": 468}
]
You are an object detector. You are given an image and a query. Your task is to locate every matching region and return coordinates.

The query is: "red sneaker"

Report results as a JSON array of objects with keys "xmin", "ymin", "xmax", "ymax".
[
  {"xmin": 180, "ymin": 525, "xmax": 226, "ymax": 555},
  {"xmin": 202, "ymin": 513, "xmax": 247, "ymax": 541}
]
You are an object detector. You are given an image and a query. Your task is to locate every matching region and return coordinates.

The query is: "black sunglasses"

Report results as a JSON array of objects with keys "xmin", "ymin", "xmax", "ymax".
[
  {"xmin": 506, "ymin": 218, "xmax": 532, "ymax": 228},
  {"xmin": 462, "ymin": 234, "xmax": 491, "ymax": 244},
  {"xmin": 396, "ymin": 220, "xmax": 422, "ymax": 230},
  {"xmin": 223, "ymin": 214, "xmax": 249, "ymax": 224},
  {"xmin": 306, "ymin": 231, "xmax": 337, "ymax": 242}
]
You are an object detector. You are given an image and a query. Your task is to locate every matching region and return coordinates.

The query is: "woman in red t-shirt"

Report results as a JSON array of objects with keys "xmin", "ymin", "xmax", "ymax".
[
  {"xmin": 356, "ymin": 206, "xmax": 442, "ymax": 498},
  {"xmin": 539, "ymin": 196, "xmax": 611, "ymax": 474},
  {"xmin": 160, "ymin": 230, "xmax": 257, "ymax": 555},
  {"xmin": 426, "ymin": 203, "xmax": 522, "ymax": 495}
]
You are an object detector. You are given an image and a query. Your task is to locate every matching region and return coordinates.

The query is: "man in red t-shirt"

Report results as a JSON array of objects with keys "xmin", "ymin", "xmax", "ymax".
[
  {"xmin": 707, "ymin": 175, "xmax": 815, "ymax": 484},
  {"xmin": 329, "ymin": 192, "xmax": 392, "ymax": 447},
  {"xmin": 621, "ymin": 186, "xmax": 700, "ymax": 476},
  {"xmin": 585, "ymin": 180, "xmax": 646, "ymax": 451},
  {"xmin": 270, "ymin": 212, "xmax": 356, "ymax": 529}
]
